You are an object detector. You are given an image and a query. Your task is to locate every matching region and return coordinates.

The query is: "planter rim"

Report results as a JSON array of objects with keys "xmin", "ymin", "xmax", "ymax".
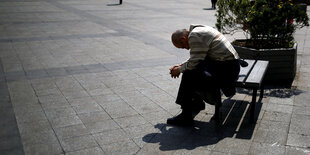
[{"xmin": 232, "ymin": 39, "xmax": 297, "ymax": 51}]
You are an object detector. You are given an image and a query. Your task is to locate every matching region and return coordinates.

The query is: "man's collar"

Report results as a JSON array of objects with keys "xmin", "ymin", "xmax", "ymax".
[{"xmin": 189, "ymin": 24, "xmax": 205, "ymax": 31}]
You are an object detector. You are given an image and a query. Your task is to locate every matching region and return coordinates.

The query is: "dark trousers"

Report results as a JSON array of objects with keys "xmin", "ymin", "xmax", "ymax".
[
  {"xmin": 175, "ymin": 59, "xmax": 240, "ymax": 111},
  {"xmin": 211, "ymin": 0, "xmax": 217, "ymax": 9}
]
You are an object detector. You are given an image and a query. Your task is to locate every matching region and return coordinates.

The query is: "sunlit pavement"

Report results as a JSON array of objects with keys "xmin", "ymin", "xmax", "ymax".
[{"xmin": 1, "ymin": 0, "xmax": 310, "ymax": 154}]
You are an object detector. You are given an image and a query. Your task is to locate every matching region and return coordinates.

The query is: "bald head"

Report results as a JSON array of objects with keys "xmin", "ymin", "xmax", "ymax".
[{"xmin": 171, "ymin": 29, "xmax": 190, "ymax": 49}]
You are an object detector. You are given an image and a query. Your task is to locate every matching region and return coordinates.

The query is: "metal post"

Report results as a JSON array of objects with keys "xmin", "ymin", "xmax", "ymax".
[
  {"xmin": 250, "ymin": 88, "xmax": 257, "ymax": 123},
  {"xmin": 259, "ymin": 85, "xmax": 264, "ymax": 99},
  {"xmin": 213, "ymin": 88, "xmax": 222, "ymax": 122}
]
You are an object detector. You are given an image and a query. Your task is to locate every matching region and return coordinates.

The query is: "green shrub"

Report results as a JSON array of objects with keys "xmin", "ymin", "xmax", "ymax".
[{"xmin": 216, "ymin": 0, "xmax": 309, "ymax": 48}]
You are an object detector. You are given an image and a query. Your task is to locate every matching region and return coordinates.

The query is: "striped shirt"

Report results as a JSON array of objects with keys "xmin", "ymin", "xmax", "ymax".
[{"xmin": 178, "ymin": 24, "xmax": 239, "ymax": 73}]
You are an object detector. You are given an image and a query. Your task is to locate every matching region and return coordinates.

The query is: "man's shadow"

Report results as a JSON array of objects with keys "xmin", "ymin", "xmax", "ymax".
[
  {"xmin": 142, "ymin": 122, "xmax": 221, "ymax": 151},
  {"xmin": 142, "ymin": 98, "xmax": 260, "ymax": 151}
]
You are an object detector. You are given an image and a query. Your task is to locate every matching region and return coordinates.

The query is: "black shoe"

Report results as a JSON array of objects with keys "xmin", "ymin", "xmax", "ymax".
[{"xmin": 167, "ymin": 112, "xmax": 193, "ymax": 126}]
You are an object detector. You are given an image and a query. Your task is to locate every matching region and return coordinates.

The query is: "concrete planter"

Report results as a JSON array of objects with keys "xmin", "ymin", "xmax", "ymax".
[
  {"xmin": 295, "ymin": 0, "xmax": 310, "ymax": 5},
  {"xmin": 298, "ymin": 3, "xmax": 307, "ymax": 13},
  {"xmin": 233, "ymin": 40, "xmax": 297, "ymax": 86}
]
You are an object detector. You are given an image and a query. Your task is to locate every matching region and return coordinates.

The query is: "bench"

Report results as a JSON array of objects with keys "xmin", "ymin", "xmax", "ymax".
[{"xmin": 213, "ymin": 59, "xmax": 269, "ymax": 123}]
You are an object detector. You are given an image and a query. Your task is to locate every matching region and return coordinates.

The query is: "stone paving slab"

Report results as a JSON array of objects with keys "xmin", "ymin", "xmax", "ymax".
[{"xmin": 1, "ymin": 0, "xmax": 310, "ymax": 154}]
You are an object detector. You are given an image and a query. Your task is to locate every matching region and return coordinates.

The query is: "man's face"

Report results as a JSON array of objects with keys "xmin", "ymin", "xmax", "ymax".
[{"xmin": 173, "ymin": 36, "xmax": 189, "ymax": 50}]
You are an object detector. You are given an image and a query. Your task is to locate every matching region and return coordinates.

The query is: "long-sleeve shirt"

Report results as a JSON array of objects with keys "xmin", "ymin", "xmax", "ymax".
[{"xmin": 178, "ymin": 24, "xmax": 239, "ymax": 73}]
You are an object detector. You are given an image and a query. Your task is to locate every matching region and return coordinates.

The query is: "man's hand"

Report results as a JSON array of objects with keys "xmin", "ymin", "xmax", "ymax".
[{"xmin": 169, "ymin": 65, "xmax": 181, "ymax": 78}]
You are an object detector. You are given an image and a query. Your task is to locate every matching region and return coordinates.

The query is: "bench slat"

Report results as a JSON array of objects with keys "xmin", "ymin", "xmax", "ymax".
[
  {"xmin": 236, "ymin": 59, "xmax": 256, "ymax": 86},
  {"xmin": 244, "ymin": 60, "xmax": 269, "ymax": 88}
]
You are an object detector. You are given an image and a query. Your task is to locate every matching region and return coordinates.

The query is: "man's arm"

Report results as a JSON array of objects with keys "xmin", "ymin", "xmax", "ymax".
[{"xmin": 178, "ymin": 33, "xmax": 210, "ymax": 73}]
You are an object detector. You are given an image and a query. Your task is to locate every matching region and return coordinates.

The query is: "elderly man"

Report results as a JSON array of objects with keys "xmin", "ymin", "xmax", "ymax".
[{"xmin": 167, "ymin": 24, "xmax": 241, "ymax": 126}]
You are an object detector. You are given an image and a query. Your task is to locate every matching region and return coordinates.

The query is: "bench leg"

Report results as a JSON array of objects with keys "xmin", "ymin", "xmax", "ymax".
[
  {"xmin": 250, "ymin": 88, "xmax": 257, "ymax": 123},
  {"xmin": 259, "ymin": 85, "xmax": 264, "ymax": 99},
  {"xmin": 214, "ymin": 101, "xmax": 221, "ymax": 121},
  {"xmin": 213, "ymin": 88, "xmax": 222, "ymax": 122},
  {"xmin": 120, "ymin": 0, "xmax": 122, "ymax": 4}
]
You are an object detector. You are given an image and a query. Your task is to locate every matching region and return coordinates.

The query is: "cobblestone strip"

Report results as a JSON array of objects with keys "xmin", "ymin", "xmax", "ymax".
[
  {"xmin": 3, "ymin": 57, "xmax": 175, "ymax": 82},
  {"xmin": 0, "ymin": 32, "xmax": 123, "ymax": 43},
  {"xmin": 0, "ymin": 58, "xmax": 25, "ymax": 155}
]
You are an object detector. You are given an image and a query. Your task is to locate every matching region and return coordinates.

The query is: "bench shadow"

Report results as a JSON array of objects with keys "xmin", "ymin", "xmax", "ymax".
[
  {"xmin": 142, "ymin": 98, "xmax": 260, "ymax": 151},
  {"xmin": 237, "ymin": 87, "xmax": 304, "ymax": 98}
]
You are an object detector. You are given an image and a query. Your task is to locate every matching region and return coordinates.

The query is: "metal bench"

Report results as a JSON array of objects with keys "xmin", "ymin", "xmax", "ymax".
[{"xmin": 214, "ymin": 59, "xmax": 269, "ymax": 123}]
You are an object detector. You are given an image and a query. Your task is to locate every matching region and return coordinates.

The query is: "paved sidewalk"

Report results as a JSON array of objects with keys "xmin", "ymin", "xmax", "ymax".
[{"xmin": 1, "ymin": 0, "xmax": 310, "ymax": 154}]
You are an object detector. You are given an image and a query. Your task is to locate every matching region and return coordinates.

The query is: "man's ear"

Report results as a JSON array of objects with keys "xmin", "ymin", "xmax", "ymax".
[{"xmin": 180, "ymin": 35, "xmax": 186, "ymax": 40}]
